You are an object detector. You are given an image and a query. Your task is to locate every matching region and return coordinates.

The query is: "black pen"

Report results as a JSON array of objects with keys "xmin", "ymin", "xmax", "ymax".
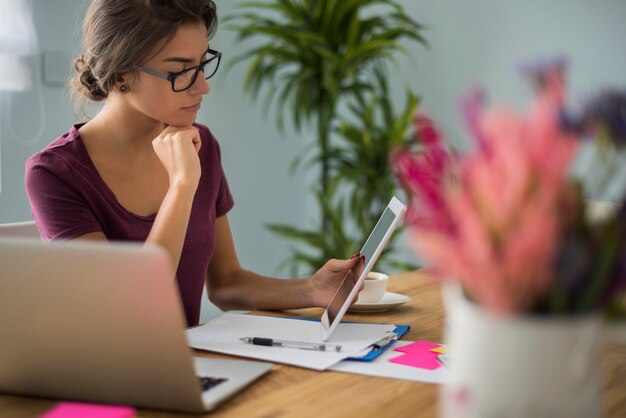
[{"xmin": 239, "ymin": 337, "xmax": 342, "ymax": 352}]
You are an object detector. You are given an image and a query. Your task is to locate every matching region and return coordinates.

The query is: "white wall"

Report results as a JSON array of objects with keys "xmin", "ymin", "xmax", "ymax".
[
  {"xmin": 1, "ymin": 0, "xmax": 624, "ymax": 322},
  {"xmin": 396, "ymin": 0, "xmax": 626, "ymax": 201},
  {"xmin": 398, "ymin": 0, "xmax": 626, "ymax": 144}
]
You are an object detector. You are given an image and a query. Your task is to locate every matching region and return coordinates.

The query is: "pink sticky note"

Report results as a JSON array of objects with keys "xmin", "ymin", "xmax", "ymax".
[
  {"xmin": 39, "ymin": 402, "xmax": 136, "ymax": 418},
  {"xmin": 388, "ymin": 340, "xmax": 442, "ymax": 370},
  {"xmin": 394, "ymin": 339, "xmax": 440, "ymax": 354}
]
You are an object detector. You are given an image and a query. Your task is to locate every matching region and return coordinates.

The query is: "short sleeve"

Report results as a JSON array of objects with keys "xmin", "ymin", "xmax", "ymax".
[
  {"xmin": 216, "ymin": 170, "xmax": 234, "ymax": 217},
  {"xmin": 25, "ymin": 153, "xmax": 103, "ymax": 240},
  {"xmin": 196, "ymin": 124, "xmax": 234, "ymax": 218},
  {"xmin": 214, "ymin": 143, "xmax": 234, "ymax": 217}
]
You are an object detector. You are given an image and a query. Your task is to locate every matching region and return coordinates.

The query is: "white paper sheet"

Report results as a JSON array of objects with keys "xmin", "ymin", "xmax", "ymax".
[
  {"xmin": 186, "ymin": 313, "xmax": 395, "ymax": 370},
  {"xmin": 330, "ymin": 341, "xmax": 452, "ymax": 384}
]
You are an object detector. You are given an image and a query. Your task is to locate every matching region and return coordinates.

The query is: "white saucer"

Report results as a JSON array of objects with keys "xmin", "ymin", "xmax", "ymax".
[{"xmin": 348, "ymin": 292, "xmax": 412, "ymax": 313}]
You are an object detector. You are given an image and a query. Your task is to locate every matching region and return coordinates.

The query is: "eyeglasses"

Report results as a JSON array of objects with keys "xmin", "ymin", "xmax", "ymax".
[{"xmin": 137, "ymin": 48, "xmax": 222, "ymax": 92}]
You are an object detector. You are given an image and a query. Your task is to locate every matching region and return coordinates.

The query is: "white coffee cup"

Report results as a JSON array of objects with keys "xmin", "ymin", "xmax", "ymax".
[{"xmin": 355, "ymin": 272, "xmax": 389, "ymax": 304}]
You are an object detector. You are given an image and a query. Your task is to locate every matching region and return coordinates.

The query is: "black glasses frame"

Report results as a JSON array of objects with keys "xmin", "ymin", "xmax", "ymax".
[{"xmin": 137, "ymin": 48, "xmax": 222, "ymax": 92}]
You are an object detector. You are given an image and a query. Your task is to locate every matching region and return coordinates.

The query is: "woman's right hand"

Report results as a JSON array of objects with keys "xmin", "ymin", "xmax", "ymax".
[{"xmin": 152, "ymin": 125, "xmax": 202, "ymax": 191}]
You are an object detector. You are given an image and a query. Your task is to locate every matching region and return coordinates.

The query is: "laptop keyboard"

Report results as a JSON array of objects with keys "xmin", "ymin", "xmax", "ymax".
[{"xmin": 199, "ymin": 376, "xmax": 229, "ymax": 392}]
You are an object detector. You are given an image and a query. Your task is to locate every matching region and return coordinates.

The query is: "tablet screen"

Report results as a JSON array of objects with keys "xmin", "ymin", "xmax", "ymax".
[{"xmin": 321, "ymin": 196, "xmax": 405, "ymax": 341}]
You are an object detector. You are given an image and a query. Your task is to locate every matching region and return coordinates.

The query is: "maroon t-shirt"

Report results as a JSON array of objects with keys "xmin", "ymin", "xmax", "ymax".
[{"xmin": 25, "ymin": 123, "xmax": 234, "ymax": 326}]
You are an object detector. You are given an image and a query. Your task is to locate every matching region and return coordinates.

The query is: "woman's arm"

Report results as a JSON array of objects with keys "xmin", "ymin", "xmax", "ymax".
[
  {"xmin": 75, "ymin": 126, "xmax": 201, "ymax": 271},
  {"xmin": 144, "ymin": 126, "xmax": 201, "ymax": 269},
  {"xmin": 207, "ymin": 216, "xmax": 362, "ymax": 311}
]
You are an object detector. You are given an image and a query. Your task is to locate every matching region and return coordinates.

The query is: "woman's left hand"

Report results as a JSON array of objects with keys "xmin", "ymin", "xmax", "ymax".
[{"xmin": 309, "ymin": 254, "xmax": 365, "ymax": 307}]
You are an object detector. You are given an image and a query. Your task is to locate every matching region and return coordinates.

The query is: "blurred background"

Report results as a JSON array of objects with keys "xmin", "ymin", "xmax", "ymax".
[{"xmin": 1, "ymin": 0, "xmax": 625, "ymax": 322}]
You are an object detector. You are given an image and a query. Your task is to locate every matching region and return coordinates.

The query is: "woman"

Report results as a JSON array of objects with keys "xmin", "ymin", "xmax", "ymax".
[{"xmin": 25, "ymin": 0, "xmax": 363, "ymax": 326}]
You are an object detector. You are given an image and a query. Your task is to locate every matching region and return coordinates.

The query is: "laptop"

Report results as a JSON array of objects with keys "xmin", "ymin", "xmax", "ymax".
[{"xmin": 0, "ymin": 238, "xmax": 272, "ymax": 413}]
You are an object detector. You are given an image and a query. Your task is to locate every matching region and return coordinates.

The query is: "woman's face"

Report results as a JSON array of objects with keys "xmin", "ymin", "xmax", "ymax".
[{"xmin": 125, "ymin": 23, "xmax": 211, "ymax": 128}]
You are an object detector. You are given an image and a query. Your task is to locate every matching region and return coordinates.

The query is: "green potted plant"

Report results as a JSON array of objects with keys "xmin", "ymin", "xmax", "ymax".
[{"xmin": 227, "ymin": 0, "xmax": 426, "ymax": 274}]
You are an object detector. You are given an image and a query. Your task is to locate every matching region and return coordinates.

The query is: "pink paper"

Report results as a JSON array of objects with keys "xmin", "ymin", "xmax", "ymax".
[
  {"xmin": 394, "ymin": 339, "xmax": 441, "ymax": 353},
  {"xmin": 39, "ymin": 402, "xmax": 136, "ymax": 418},
  {"xmin": 388, "ymin": 340, "xmax": 442, "ymax": 370}
]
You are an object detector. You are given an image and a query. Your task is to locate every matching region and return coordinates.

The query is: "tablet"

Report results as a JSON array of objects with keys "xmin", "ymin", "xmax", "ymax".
[{"xmin": 321, "ymin": 196, "xmax": 406, "ymax": 341}]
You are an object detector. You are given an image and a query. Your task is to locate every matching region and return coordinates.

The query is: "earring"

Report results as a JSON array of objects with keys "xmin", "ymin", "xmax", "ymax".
[{"xmin": 120, "ymin": 85, "xmax": 128, "ymax": 93}]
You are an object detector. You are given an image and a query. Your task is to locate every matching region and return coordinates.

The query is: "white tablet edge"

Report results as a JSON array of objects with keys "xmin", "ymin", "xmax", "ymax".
[{"xmin": 320, "ymin": 196, "xmax": 406, "ymax": 341}]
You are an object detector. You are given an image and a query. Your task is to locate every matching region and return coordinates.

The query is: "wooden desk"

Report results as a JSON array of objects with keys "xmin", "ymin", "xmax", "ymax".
[{"xmin": 1, "ymin": 272, "xmax": 625, "ymax": 418}]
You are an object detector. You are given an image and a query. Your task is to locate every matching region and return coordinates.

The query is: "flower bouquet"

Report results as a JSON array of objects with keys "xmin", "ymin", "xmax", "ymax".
[{"xmin": 392, "ymin": 59, "xmax": 626, "ymax": 417}]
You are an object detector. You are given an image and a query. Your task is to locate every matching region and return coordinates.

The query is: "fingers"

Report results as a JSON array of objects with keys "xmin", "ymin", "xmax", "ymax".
[
  {"xmin": 156, "ymin": 125, "xmax": 201, "ymax": 152},
  {"xmin": 324, "ymin": 253, "xmax": 365, "ymax": 273},
  {"xmin": 151, "ymin": 126, "xmax": 202, "ymax": 163},
  {"xmin": 152, "ymin": 125, "xmax": 202, "ymax": 188}
]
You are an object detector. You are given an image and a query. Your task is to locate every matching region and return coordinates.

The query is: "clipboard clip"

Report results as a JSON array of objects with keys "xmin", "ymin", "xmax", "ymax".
[{"xmin": 371, "ymin": 331, "xmax": 399, "ymax": 350}]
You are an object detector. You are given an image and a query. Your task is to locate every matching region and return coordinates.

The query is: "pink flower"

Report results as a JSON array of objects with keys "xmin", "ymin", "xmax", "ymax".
[
  {"xmin": 391, "ymin": 115, "xmax": 455, "ymax": 234},
  {"xmin": 394, "ymin": 61, "xmax": 581, "ymax": 313}
]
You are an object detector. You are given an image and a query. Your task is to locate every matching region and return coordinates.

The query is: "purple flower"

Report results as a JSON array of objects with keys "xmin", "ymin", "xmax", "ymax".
[
  {"xmin": 519, "ymin": 57, "xmax": 626, "ymax": 148},
  {"xmin": 582, "ymin": 90, "xmax": 626, "ymax": 146},
  {"xmin": 554, "ymin": 235, "xmax": 593, "ymax": 298},
  {"xmin": 557, "ymin": 108, "xmax": 586, "ymax": 135},
  {"xmin": 519, "ymin": 56, "xmax": 568, "ymax": 96}
]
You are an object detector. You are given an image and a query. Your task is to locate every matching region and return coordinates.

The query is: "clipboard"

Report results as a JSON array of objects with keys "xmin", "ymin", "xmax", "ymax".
[
  {"xmin": 285, "ymin": 317, "xmax": 410, "ymax": 362},
  {"xmin": 347, "ymin": 324, "xmax": 410, "ymax": 362}
]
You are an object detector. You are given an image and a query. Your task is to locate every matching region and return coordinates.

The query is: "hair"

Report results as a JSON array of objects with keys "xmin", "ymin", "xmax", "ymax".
[{"xmin": 70, "ymin": 0, "xmax": 217, "ymax": 110}]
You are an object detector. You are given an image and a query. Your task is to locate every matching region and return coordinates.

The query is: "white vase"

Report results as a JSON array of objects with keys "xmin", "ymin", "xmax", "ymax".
[{"xmin": 439, "ymin": 285, "xmax": 624, "ymax": 418}]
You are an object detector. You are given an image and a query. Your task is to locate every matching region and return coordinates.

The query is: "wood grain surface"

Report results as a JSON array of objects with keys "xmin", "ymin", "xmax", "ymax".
[{"xmin": 1, "ymin": 271, "xmax": 624, "ymax": 418}]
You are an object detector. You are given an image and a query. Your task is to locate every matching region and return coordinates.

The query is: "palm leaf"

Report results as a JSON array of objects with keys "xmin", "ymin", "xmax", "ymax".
[{"xmin": 227, "ymin": 0, "xmax": 426, "ymax": 273}]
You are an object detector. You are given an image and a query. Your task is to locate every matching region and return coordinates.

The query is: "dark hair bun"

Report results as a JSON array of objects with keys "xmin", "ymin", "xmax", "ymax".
[{"xmin": 72, "ymin": 55, "xmax": 107, "ymax": 101}]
